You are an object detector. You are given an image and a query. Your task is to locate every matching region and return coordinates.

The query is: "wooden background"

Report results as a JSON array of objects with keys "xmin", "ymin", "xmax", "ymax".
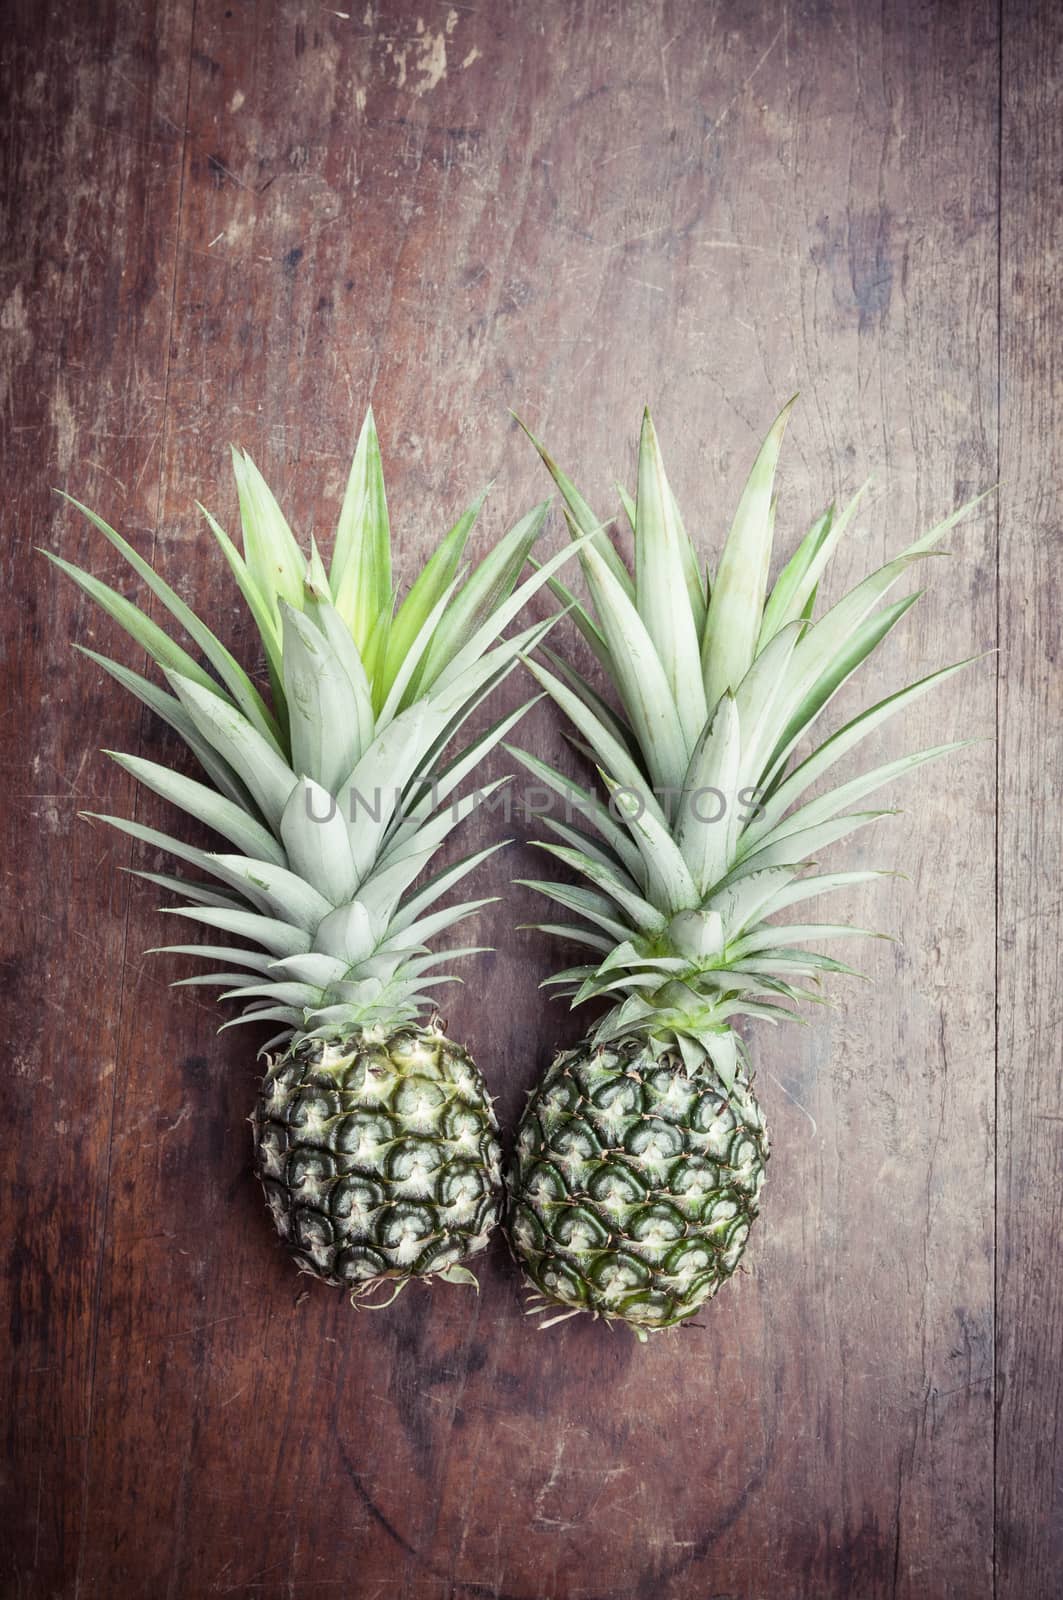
[{"xmin": 2, "ymin": 1, "xmax": 1059, "ymax": 1596}]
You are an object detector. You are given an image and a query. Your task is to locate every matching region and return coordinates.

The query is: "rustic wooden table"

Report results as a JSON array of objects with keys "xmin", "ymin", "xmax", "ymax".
[{"xmin": 2, "ymin": 2, "xmax": 1059, "ymax": 1596}]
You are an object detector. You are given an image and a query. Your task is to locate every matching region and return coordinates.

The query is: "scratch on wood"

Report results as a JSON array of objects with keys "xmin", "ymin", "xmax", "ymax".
[{"xmin": 703, "ymin": 24, "xmax": 784, "ymax": 137}]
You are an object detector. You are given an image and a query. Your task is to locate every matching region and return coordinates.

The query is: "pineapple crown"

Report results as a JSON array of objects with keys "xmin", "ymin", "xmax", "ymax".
[
  {"xmin": 48, "ymin": 408, "xmax": 583, "ymax": 1050},
  {"xmin": 511, "ymin": 402, "xmax": 985, "ymax": 1089}
]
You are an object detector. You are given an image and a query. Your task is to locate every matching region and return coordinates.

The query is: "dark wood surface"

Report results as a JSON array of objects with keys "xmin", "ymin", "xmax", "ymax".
[{"xmin": 1, "ymin": 2, "xmax": 1057, "ymax": 1596}]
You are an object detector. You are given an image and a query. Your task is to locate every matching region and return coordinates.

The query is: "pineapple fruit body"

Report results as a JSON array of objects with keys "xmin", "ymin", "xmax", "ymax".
[
  {"xmin": 508, "ymin": 1038, "xmax": 768, "ymax": 1333},
  {"xmin": 254, "ymin": 1023, "xmax": 502, "ymax": 1290}
]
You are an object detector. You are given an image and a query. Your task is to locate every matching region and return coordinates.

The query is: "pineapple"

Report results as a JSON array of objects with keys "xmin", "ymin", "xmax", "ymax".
[
  {"xmin": 49, "ymin": 410, "xmax": 581, "ymax": 1299},
  {"xmin": 507, "ymin": 402, "xmax": 981, "ymax": 1335}
]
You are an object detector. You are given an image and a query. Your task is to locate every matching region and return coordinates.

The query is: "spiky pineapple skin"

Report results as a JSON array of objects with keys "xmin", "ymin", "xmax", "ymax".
[
  {"xmin": 253, "ymin": 1024, "xmax": 502, "ymax": 1291},
  {"xmin": 507, "ymin": 1038, "xmax": 769, "ymax": 1333}
]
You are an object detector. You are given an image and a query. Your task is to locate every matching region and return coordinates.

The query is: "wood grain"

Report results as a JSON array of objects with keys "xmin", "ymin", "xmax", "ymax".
[
  {"xmin": 0, "ymin": 1, "xmax": 1055, "ymax": 1596},
  {"xmin": 997, "ymin": 2, "xmax": 1063, "ymax": 1595},
  {"xmin": 1, "ymin": 2, "xmax": 195, "ymax": 1591}
]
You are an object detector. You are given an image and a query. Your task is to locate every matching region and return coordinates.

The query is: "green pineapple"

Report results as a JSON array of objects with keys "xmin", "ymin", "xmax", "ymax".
[
  {"xmin": 507, "ymin": 403, "xmax": 981, "ymax": 1335},
  {"xmin": 49, "ymin": 410, "xmax": 579, "ymax": 1299}
]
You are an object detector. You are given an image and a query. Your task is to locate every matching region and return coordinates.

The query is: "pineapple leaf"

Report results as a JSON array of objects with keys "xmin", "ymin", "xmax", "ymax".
[
  {"xmin": 377, "ymin": 897, "xmax": 497, "ymax": 951},
  {"xmin": 719, "ymin": 811, "xmax": 894, "ymax": 887},
  {"xmin": 376, "ymin": 778, "xmax": 511, "ymax": 874},
  {"xmin": 374, "ymin": 571, "xmax": 463, "ymax": 731},
  {"xmin": 657, "ymin": 474, "xmax": 708, "ymax": 637},
  {"xmin": 520, "ymin": 655, "xmax": 665, "ymax": 825},
  {"xmin": 314, "ymin": 901, "xmax": 378, "ymax": 963},
  {"xmin": 76, "ymin": 646, "xmax": 253, "ymax": 811},
  {"xmin": 743, "ymin": 658, "xmax": 979, "ymax": 849},
  {"xmin": 382, "ymin": 486, "xmax": 486, "ymax": 700},
  {"xmin": 399, "ymin": 698, "xmax": 536, "ymax": 835},
  {"xmin": 279, "ymin": 777, "xmax": 360, "ymax": 905},
  {"xmin": 280, "ymin": 602, "xmax": 364, "ymax": 793},
  {"xmin": 313, "ymin": 601, "xmax": 376, "ymax": 761},
  {"xmin": 401, "ymin": 946, "xmax": 488, "ymax": 977},
  {"xmin": 676, "ymin": 690, "xmax": 742, "ymax": 896},
  {"xmin": 598, "ymin": 941, "xmax": 683, "ymax": 974},
  {"xmin": 526, "ymin": 555, "xmax": 611, "ymax": 671},
  {"xmin": 515, "ymin": 879, "xmax": 634, "ymax": 944},
  {"xmin": 58, "ymin": 494, "xmax": 282, "ymax": 748},
  {"xmin": 167, "ymin": 673, "xmax": 297, "ymax": 831},
  {"xmin": 330, "ymin": 408, "xmax": 392, "ymax": 654},
  {"xmin": 354, "ymin": 846, "xmax": 441, "ymax": 930},
  {"xmin": 755, "ymin": 869, "xmax": 896, "ymax": 920},
  {"xmin": 268, "ymin": 953, "xmax": 351, "ymax": 987},
  {"xmin": 760, "ymin": 483, "xmax": 871, "ymax": 646},
  {"xmin": 528, "ymin": 923, "xmax": 614, "ymax": 954},
  {"xmin": 427, "ymin": 614, "xmax": 558, "ymax": 730},
  {"xmin": 733, "ymin": 622, "xmax": 803, "ymax": 794},
  {"xmin": 513, "ymin": 414, "xmax": 635, "ymax": 597},
  {"xmin": 304, "ymin": 537, "xmax": 331, "ymax": 600},
  {"xmin": 634, "ymin": 410, "xmax": 709, "ymax": 748},
  {"xmin": 104, "ymin": 751, "xmax": 286, "ymax": 865},
  {"xmin": 538, "ymin": 816, "xmax": 638, "ymax": 881},
  {"xmin": 360, "ymin": 595, "xmax": 395, "ymax": 704},
  {"xmin": 149, "ymin": 944, "xmax": 276, "ymax": 973},
  {"xmin": 758, "ymin": 505, "xmax": 834, "ymax": 648},
  {"xmin": 568, "ymin": 542, "xmax": 689, "ymax": 794},
  {"xmin": 703, "ymin": 1029, "xmax": 740, "ymax": 1091},
  {"xmin": 601, "ymin": 773, "xmax": 699, "ymax": 915},
  {"xmin": 230, "ymin": 448, "xmax": 307, "ymax": 620},
  {"xmin": 759, "ymin": 593, "xmax": 923, "ymax": 793},
  {"xmin": 429, "ymin": 515, "xmax": 591, "ymax": 697},
  {"xmin": 743, "ymin": 742, "xmax": 972, "ymax": 860},
  {"xmin": 728, "ymin": 924, "xmax": 886, "ymax": 959},
  {"xmin": 129, "ymin": 871, "xmax": 244, "ymax": 911},
  {"xmin": 221, "ymin": 981, "xmax": 323, "ymax": 1008},
  {"xmin": 195, "ymin": 502, "xmax": 286, "ymax": 713},
  {"xmin": 173, "ymin": 970, "xmax": 271, "ymax": 988},
  {"xmin": 82, "ymin": 811, "xmax": 219, "ymax": 876},
  {"xmin": 504, "ymin": 744, "xmax": 645, "ymax": 882},
  {"xmin": 42, "ymin": 549, "xmax": 221, "ymax": 699},
  {"xmin": 532, "ymin": 841, "xmax": 667, "ymax": 933},
  {"xmin": 389, "ymin": 842, "xmax": 506, "ymax": 932},
  {"xmin": 207, "ymin": 855, "xmax": 333, "ymax": 932},
  {"xmin": 159, "ymin": 904, "xmax": 312, "ymax": 957},
  {"xmin": 702, "ymin": 397, "xmax": 796, "ymax": 705},
  {"xmin": 539, "ymin": 646, "xmax": 636, "ymax": 759},
  {"xmin": 415, "ymin": 500, "xmax": 549, "ymax": 693},
  {"xmin": 337, "ymin": 703, "xmax": 435, "ymax": 883},
  {"xmin": 217, "ymin": 1007, "xmax": 303, "ymax": 1034},
  {"xmin": 759, "ymin": 491, "xmax": 990, "ymax": 790}
]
